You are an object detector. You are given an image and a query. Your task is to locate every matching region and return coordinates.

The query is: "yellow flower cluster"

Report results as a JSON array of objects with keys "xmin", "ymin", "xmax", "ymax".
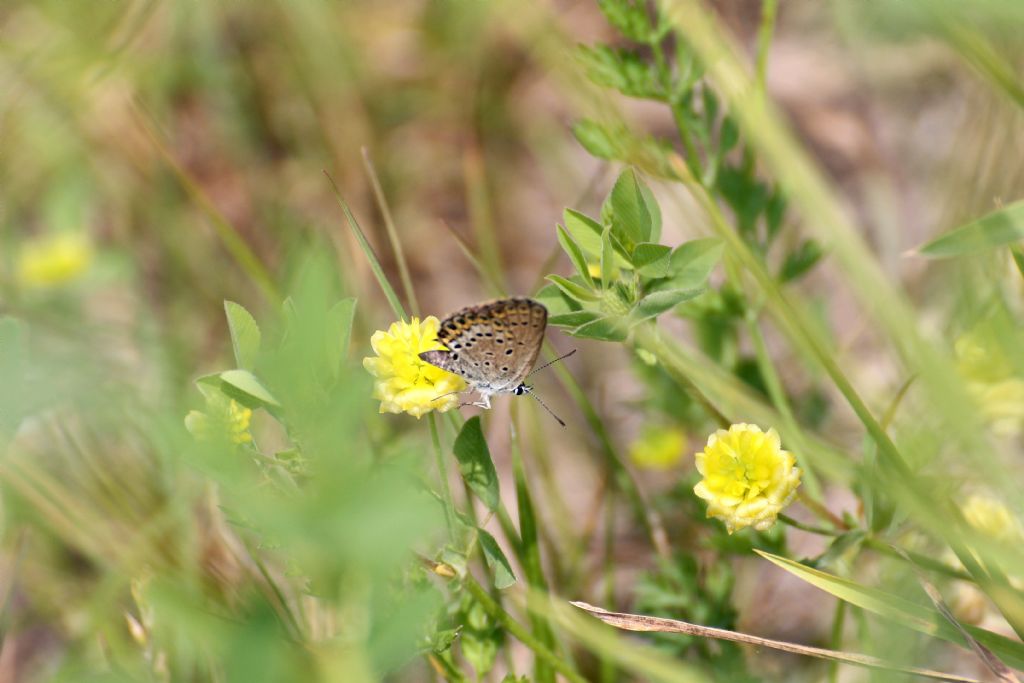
[
  {"xmin": 955, "ymin": 332, "xmax": 1024, "ymax": 437},
  {"xmin": 363, "ymin": 317, "xmax": 466, "ymax": 418},
  {"xmin": 185, "ymin": 398, "xmax": 253, "ymax": 445},
  {"xmin": 961, "ymin": 494, "xmax": 1021, "ymax": 541},
  {"xmin": 693, "ymin": 423, "xmax": 800, "ymax": 533},
  {"xmin": 629, "ymin": 425, "xmax": 687, "ymax": 470},
  {"xmin": 16, "ymin": 232, "xmax": 94, "ymax": 289}
]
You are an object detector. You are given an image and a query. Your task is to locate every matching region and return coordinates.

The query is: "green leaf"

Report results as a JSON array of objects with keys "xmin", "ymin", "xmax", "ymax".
[
  {"xmin": 556, "ymin": 225, "xmax": 595, "ymax": 287},
  {"xmin": 757, "ymin": 551, "xmax": 1024, "ymax": 670},
  {"xmin": 461, "ymin": 627, "xmax": 499, "ymax": 678},
  {"xmin": 668, "ymin": 238, "xmax": 724, "ymax": 289},
  {"xmin": 564, "ymin": 209, "xmax": 632, "ymax": 270},
  {"xmin": 596, "ymin": 0, "xmax": 651, "ymax": 42},
  {"xmin": 1013, "ymin": 245, "xmax": 1024, "ymax": 280},
  {"xmin": 453, "ymin": 417, "xmax": 500, "ymax": 513},
  {"xmin": 534, "ymin": 283, "xmax": 581, "ymax": 316},
  {"xmin": 326, "ymin": 298, "xmax": 357, "ymax": 378},
  {"xmin": 224, "ymin": 301, "xmax": 261, "ymax": 370},
  {"xmin": 194, "ymin": 373, "xmax": 225, "ymax": 402},
  {"xmin": 545, "ymin": 274, "xmax": 600, "ymax": 303},
  {"xmin": 578, "ymin": 45, "xmax": 663, "ymax": 100},
  {"xmin": 639, "ymin": 181, "xmax": 662, "ymax": 243},
  {"xmin": 632, "ymin": 242, "xmax": 672, "ymax": 278},
  {"xmin": 917, "ymin": 199, "xmax": 1024, "ymax": 258},
  {"xmin": 600, "ymin": 226, "xmax": 615, "ymax": 290},
  {"xmin": 549, "ymin": 310, "xmax": 603, "ymax": 327},
  {"xmin": 572, "ymin": 316, "xmax": 629, "ymax": 342},
  {"xmin": 573, "ymin": 119, "xmax": 619, "ymax": 160},
  {"xmin": 634, "ymin": 288, "xmax": 705, "ymax": 321},
  {"xmin": 563, "ymin": 209, "xmax": 604, "ymax": 256},
  {"xmin": 778, "ymin": 239, "xmax": 824, "ymax": 283},
  {"xmin": 478, "ymin": 529, "xmax": 516, "ymax": 589},
  {"xmin": 602, "ymin": 168, "xmax": 653, "ymax": 249},
  {"xmin": 219, "ymin": 369, "xmax": 280, "ymax": 408}
]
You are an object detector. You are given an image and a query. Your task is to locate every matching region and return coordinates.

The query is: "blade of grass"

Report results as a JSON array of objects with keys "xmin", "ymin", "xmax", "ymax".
[
  {"xmin": 324, "ymin": 170, "xmax": 407, "ymax": 321},
  {"xmin": 461, "ymin": 577, "xmax": 586, "ymax": 683},
  {"xmin": 757, "ymin": 550, "xmax": 1024, "ymax": 670},
  {"xmin": 889, "ymin": 544, "xmax": 1019, "ymax": 682},
  {"xmin": 510, "ymin": 414, "xmax": 558, "ymax": 683},
  {"xmin": 132, "ymin": 103, "xmax": 281, "ymax": 306},
  {"xmin": 361, "ymin": 147, "xmax": 420, "ymax": 316}
]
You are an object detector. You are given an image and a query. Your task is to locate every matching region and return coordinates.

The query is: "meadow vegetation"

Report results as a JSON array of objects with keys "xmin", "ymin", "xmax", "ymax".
[{"xmin": 2, "ymin": 1, "xmax": 1024, "ymax": 681}]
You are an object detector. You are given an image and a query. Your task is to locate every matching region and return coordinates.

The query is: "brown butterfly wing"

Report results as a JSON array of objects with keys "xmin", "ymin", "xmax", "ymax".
[{"xmin": 419, "ymin": 298, "xmax": 547, "ymax": 389}]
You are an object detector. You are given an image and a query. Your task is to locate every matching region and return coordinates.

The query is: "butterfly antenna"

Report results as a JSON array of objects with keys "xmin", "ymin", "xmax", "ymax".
[
  {"xmin": 527, "ymin": 349, "xmax": 577, "ymax": 378},
  {"xmin": 432, "ymin": 390, "xmax": 464, "ymax": 402},
  {"xmin": 525, "ymin": 388, "xmax": 566, "ymax": 428}
]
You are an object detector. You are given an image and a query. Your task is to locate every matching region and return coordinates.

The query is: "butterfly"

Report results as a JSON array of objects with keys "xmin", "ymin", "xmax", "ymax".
[{"xmin": 418, "ymin": 297, "xmax": 574, "ymax": 425}]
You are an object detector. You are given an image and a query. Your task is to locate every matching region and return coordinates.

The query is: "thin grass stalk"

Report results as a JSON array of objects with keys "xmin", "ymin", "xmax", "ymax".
[
  {"xmin": 462, "ymin": 577, "xmax": 587, "ymax": 683},
  {"xmin": 510, "ymin": 411, "xmax": 558, "ymax": 683},
  {"xmin": 325, "ymin": 171, "xmax": 407, "ymax": 321},
  {"xmin": 131, "ymin": 104, "xmax": 281, "ymax": 307},
  {"xmin": 744, "ymin": 309, "xmax": 824, "ymax": 499},
  {"xmin": 828, "ymin": 599, "xmax": 847, "ymax": 683},
  {"xmin": 361, "ymin": 147, "xmax": 421, "ymax": 316},
  {"xmin": 430, "ymin": 414, "xmax": 457, "ymax": 543},
  {"xmin": 659, "ymin": 0, "xmax": 1003, "ymax": 485}
]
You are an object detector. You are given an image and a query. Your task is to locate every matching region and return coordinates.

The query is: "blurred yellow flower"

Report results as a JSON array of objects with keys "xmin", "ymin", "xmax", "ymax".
[
  {"xmin": 363, "ymin": 316, "xmax": 466, "ymax": 418},
  {"xmin": 693, "ymin": 423, "xmax": 800, "ymax": 534},
  {"xmin": 185, "ymin": 399, "xmax": 253, "ymax": 445},
  {"xmin": 629, "ymin": 425, "xmax": 687, "ymax": 470},
  {"xmin": 16, "ymin": 232, "xmax": 94, "ymax": 289},
  {"xmin": 961, "ymin": 494, "xmax": 1021, "ymax": 541},
  {"xmin": 955, "ymin": 332, "xmax": 1024, "ymax": 437}
]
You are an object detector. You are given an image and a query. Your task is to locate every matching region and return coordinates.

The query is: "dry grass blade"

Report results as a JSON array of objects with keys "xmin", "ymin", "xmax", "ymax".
[{"xmin": 570, "ymin": 601, "xmax": 986, "ymax": 683}]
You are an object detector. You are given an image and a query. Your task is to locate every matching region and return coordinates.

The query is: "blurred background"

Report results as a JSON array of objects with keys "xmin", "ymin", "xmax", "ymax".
[{"xmin": 1, "ymin": 0, "xmax": 1023, "ymax": 681}]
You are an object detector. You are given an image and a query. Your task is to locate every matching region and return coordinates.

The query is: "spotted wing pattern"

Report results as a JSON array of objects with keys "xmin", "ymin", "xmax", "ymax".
[{"xmin": 419, "ymin": 297, "xmax": 547, "ymax": 391}]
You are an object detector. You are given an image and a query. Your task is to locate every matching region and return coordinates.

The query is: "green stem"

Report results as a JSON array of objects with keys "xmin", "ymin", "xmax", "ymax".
[
  {"xmin": 463, "ymin": 577, "xmax": 587, "ymax": 683},
  {"xmin": 326, "ymin": 171, "xmax": 408, "ymax": 321},
  {"xmin": 631, "ymin": 324, "xmax": 730, "ymax": 429},
  {"xmin": 827, "ymin": 599, "xmax": 846, "ymax": 683},
  {"xmin": 510, "ymin": 416, "xmax": 558, "ymax": 683},
  {"xmin": 864, "ymin": 538, "xmax": 972, "ymax": 582},
  {"xmin": 778, "ymin": 514, "xmax": 841, "ymax": 537},
  {"xmin": 429, "ymin": 414, "xmax": 457, "ymax": 543},
  {"xmin": 755, "ymin": 0, "xmax": 779, "ymax": 91},
  {"xmin": 549, "ymin": 357, "xmax": 672, "ymax": 560},
  {"xmin": 361, "ymin": 148, "xmax": 421, "ymax": 317},
  {"xmin": 745, "ymin": 308, "xmax": 823, "ymax": 499}
]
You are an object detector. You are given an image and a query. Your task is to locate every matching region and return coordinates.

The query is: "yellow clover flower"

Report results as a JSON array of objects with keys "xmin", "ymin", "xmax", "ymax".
[
  {"xmin": 693, "ymin": 423, "xmax": 800, "ymax": 533},
  {"xmin": 16, "ymin": 232, "xmax": 94, "ymax": 290},
  {"xmin": 185, "ymin": 398, "xmax": 253, "ymax": 445},
  {"xmin": 961, "ymin": 494, "xmax": 1021, "ymax": 541},
  {"xmin": 955, "ymin": 331, "xmax": 1024, "ymax": 437},
  {"xmin": 363, "ymin": 316, "xmax": 467, "ymax": 418},
  {"xmin": 629, "ymin": 425, "xmax": 687, "ymax": 470}
]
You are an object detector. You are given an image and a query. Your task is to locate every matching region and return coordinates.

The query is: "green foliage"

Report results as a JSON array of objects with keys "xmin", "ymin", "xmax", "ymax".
[
  {"xmin": 548, "ymin": 169, "xmax": 725, "ymax": 342},
  {"xmin": 4, "ymin": 0, "xmax": 1024, "ymax": 681},
  {"xmin": 916, "ymin": 199, "xmax": 1024, "ymax": 258},
  {"xmin": 453, "ymin": 417, "xmax": 501, "ymax": 514}
]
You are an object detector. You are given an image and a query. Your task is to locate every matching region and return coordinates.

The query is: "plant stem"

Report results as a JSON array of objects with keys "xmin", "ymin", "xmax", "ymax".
[
  {"xmin": 463, "ymin": 577, "xmax": 587, "ymax": 683},
  {"xmin": 827, "ymin": 599, "xmax": 846, "ymax": 683},
  {"xmin": 755, "ymin": 0, "xmax": 779, "ymax": 91},
  {"xmin": 429, "ymin": 414, "xmax": 457, "ymax": 542},
  {"xmin": 361, "ymin": 147, "xmax": 420, "ymax": 316},
  {"xmin": 779, "ymin": 514, "xmax": 841, "ymax": 537}
]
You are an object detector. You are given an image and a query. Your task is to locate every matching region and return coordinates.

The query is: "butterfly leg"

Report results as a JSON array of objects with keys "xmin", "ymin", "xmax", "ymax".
[{"xmin": 470, "ymin": 393, "xmax": 493, "ymax": 410}]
